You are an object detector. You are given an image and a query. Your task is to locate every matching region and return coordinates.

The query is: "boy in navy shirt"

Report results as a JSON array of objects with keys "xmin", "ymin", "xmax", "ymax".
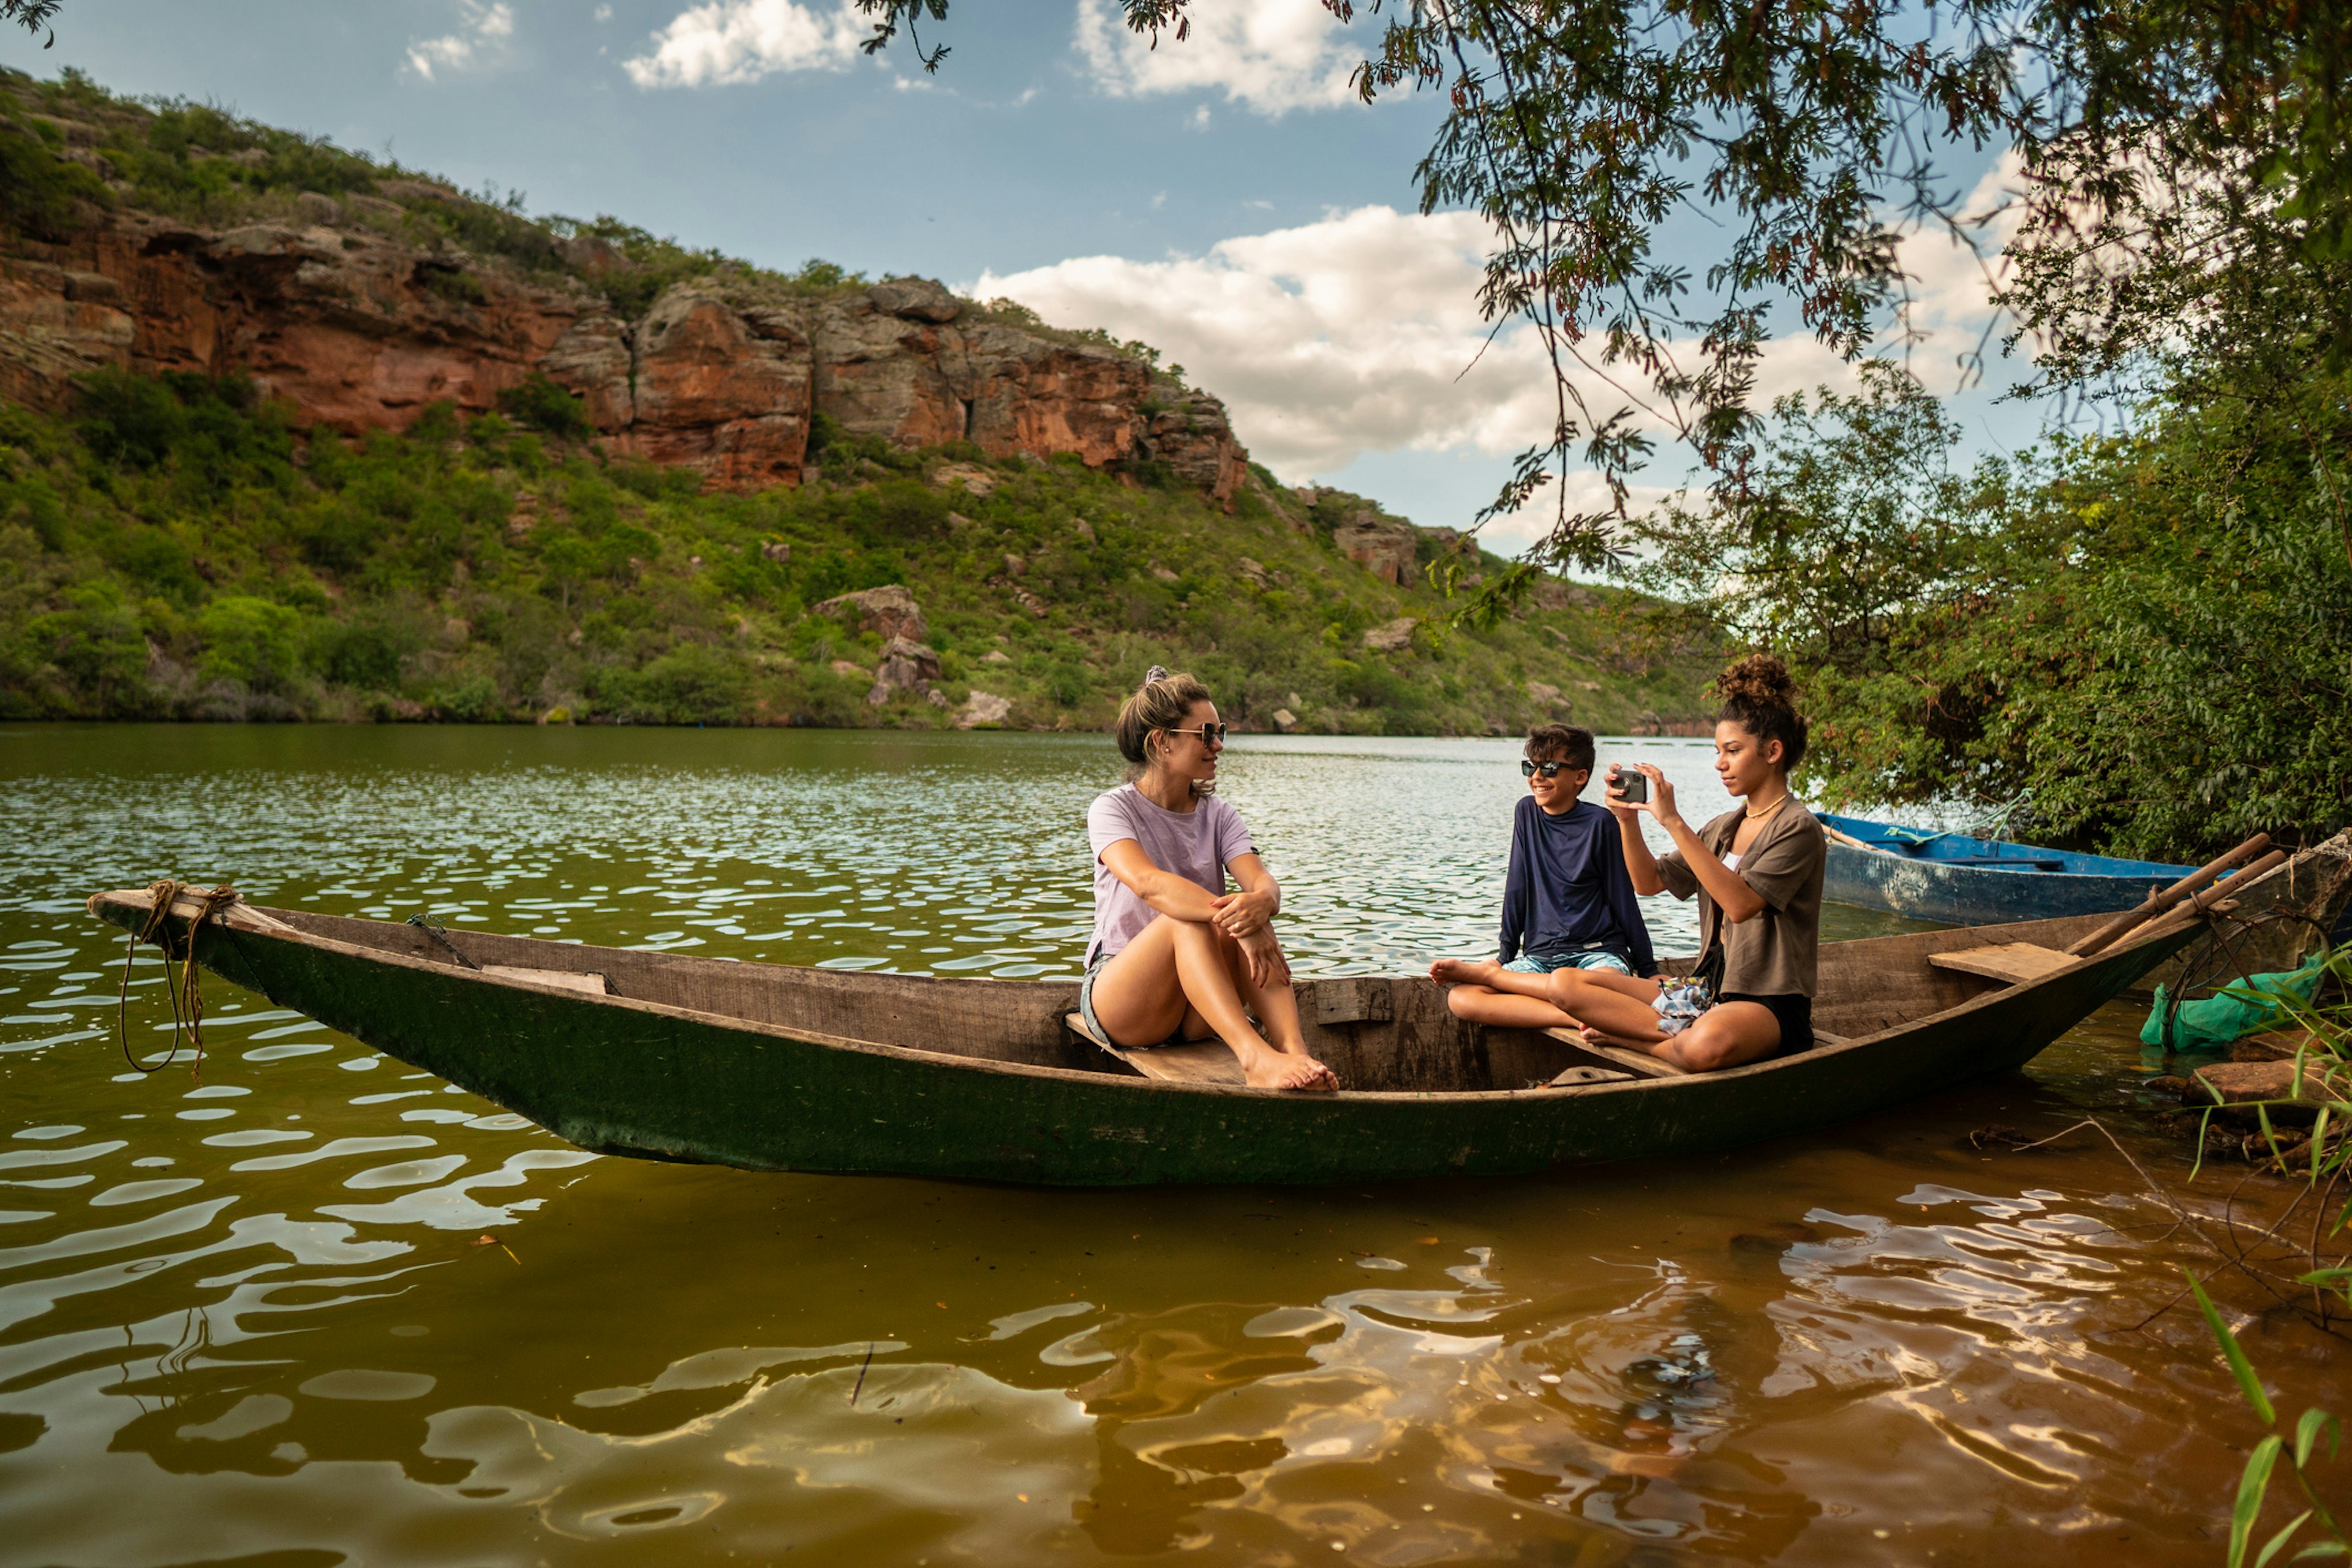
[{"xmin": 1428, "ymin": 724, "xmax": 1657, "ymax": 1027}]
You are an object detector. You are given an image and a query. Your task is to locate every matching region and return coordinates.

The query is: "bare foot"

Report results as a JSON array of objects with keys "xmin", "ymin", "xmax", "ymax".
[
  {"xmin": 1428, "ymin": 957, "xmax": 1497, "ymax": 986},
  {"xmin": 1244, "ymin": 1049, "xmax": 1340, "ymax": 1091},
  {"xmin": 1580, "ymin": 1023, "xmax": 1666, "ymax": 1052}
]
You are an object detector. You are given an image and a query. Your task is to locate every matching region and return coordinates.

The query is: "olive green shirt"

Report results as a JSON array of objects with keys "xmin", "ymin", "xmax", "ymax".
[{"xmin": 1655, "ymin": 802, "xmax": 1826, "ymax": 997}]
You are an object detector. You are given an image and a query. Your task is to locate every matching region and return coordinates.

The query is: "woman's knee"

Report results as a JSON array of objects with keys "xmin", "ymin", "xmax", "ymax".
[{"xmin": 1676, "ymin": 1012, "xmax": 1774, "ymax": 1072}]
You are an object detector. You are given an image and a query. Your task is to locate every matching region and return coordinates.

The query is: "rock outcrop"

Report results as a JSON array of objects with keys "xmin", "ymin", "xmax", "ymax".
[
  {"xmin": 1332, "ymin": 511, "xmax": 1422, "ymax": 586},
  {"xmin": 814, "ymin": 585, "xmax": 928, "ymax": 644},
  {"xmin": 867, "ymin": 635, "xmax": 941, "ymax": 706},
  {"xmin": 0, "ymin": 205, "xmax": 1252, "ymax": 506},
  {"xmin": 955, "ymin": 690, "xmax": 1012, "ymax": 729}
]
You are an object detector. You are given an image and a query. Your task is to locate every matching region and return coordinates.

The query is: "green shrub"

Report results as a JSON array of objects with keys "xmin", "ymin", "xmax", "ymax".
[
  {"xmin": 32, "ymin": 584, "xmax": 146, "ymax": 710},
  {"xmin": 195, "ymin": 595, "xmax": 303, "ymax": 692},
  {"xmin": 312, "ymin": 618, "xmax": 413, "ymax": 690},
  {"xmin": 432, "ymin": 673, "xmax": 504, "ymax": 722},
  {"xmin": 0, "ymin": 118, "xmax": 110, "ymax": 241},
  {"xmin": 74, "ymin": 371, "xmax": 293, "ymax": 496},
  {"xmin": 597, "ymin": 643, "xmax": 750, "ymax": 724},
  {"xmin": 496, "ymin": 374, "xmax": 593, "ymax": 442}
]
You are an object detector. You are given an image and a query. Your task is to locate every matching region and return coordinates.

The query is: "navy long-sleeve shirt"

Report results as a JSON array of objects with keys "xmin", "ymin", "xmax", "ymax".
[{"xmin": 1498, "ymin": 797, "xmax": 1658, "ymax": 976}]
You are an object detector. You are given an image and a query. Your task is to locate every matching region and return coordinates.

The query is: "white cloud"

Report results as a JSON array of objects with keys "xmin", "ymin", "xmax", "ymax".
[
  {"xmin": 1073, "ymin": 0, "xmax": 1362, "ymax": 116},
  {"xmin": 624, "ymin": 0, "xmax": 865, "ymax": 88},
  {"xmin": 969, "ymin": 195, "xmax": 2019, "ymax": 488},
  {"xmin": 406, "ymin": 0, "xmax": 516, "ymax": 81}
]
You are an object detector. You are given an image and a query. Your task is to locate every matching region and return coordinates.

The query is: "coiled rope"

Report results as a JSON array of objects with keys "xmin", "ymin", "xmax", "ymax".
[{"xmin": 115, "ymin": 880, "xmax": 242, "ymax": 1079}]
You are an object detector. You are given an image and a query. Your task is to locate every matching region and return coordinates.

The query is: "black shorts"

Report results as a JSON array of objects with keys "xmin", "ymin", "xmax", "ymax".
[{"xmin": 1719, "ymin": 991, "xmax": 1814, "ymax": 1057}]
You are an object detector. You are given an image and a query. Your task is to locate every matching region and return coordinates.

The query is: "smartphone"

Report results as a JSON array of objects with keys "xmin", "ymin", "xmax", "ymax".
[{"xmin": 1613, "ymin": 768, "xmax": 1649, "ymax": 804}]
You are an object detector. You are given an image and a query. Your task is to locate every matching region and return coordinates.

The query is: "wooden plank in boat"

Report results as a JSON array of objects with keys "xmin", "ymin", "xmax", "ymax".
[
  {"xmin": 483, "ymin": 965, "xmax": 612, "ymax": 998},
  {"xmin": 1540, "ymin": 1027, "xmax": 1687, "ymax": 1077},
  {"xmin": 1065, "ymin": 1013, "xmax": 1246, "ymax": 1086},
  {"xmin": 1926, "ymin": 942, "xmax": 2074, "ymax": 986}
]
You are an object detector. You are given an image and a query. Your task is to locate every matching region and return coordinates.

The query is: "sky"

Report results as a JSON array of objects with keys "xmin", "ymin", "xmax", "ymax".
[{"xmin": 3, "ymin": 0, "xmax": 2048, "ymax": 558}]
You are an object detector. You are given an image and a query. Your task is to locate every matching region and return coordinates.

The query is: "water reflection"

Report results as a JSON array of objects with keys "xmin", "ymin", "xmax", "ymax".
[{"xmin": 0, "ymin": 724, "xmax": 2340, "ymax": 1565}]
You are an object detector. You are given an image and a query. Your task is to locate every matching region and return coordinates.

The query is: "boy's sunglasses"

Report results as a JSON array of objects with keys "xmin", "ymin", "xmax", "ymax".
[
  {"xmin": 1521, "ymin": 760, "xmax": 1574, "ymax": 778},
  {"xmin": 1168, "ymin": 723, "xmax": 1229, "ymax": 745}
]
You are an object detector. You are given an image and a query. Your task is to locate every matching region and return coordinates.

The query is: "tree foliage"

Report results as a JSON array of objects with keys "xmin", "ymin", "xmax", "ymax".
[
  {"xmin": 1625, "ymin": 358, "xmax": 2352, "ymax": 856},
  {"xmin": 854, "ymin": 0, "xmax": 2351, "ymax": 587}
]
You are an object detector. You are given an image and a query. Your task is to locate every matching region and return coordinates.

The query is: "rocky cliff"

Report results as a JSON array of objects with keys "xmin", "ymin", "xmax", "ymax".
[{"xmin": 0, "ymin": 75, "xmax": 1250, "ymax": 507}]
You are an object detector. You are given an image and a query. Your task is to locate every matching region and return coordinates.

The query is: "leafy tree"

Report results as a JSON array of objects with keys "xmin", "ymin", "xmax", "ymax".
[
  {"xmin": 195, "ymin": 596, "xmax": 304, "ymax": 695},
  {"xmin": 1634, "ymin": 360, "xmax": 2352, "ymax": 856},
  {"xmin": 853, "ymin": 0, "xmax": 2352, "ymax": 589}
]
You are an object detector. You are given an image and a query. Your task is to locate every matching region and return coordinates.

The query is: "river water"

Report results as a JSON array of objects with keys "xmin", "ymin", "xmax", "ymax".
[{"xmin": 0, "ymin": 724, "xmax": 2339, "ymax": 1566}]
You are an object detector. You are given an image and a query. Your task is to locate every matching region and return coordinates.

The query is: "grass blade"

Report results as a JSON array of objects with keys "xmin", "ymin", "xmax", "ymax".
[
  {"xmin": 2191, "ymin": 1268, "xmax": 2278, "ymax": 1424},
  {"xmin": 2297, "ymin": 1409, "xmax": 2342, "ymax": 1469},
  {"xmin": 2260, "ymin": 1512, "xmax": 2316, "ymax": 1568},
  {"xmin": 2235, "ymin": 1436, "xmax": 2285, "ymax": 1568}
]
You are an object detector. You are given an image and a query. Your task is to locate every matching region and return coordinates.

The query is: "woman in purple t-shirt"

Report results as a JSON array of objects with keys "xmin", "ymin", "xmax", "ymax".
[{"xmin": 1077, "ymin": 669, "xmax": 1337, "ymax": 1091}]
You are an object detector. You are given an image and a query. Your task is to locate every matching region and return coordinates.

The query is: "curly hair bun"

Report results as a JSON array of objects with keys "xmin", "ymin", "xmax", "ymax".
[
  {"xmin": 1711, "ymin": 653, "xmax": 1808, "ymax": 771},
  {"xmin": 1712, "ymin": 653, "xmax": 1798, "ymax": 709}
]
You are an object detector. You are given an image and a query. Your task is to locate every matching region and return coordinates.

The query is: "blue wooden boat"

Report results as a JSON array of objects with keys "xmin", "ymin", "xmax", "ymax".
[{"xmin": 1820, "ymin": 812, "xmax": 2194, "ymax": 925}]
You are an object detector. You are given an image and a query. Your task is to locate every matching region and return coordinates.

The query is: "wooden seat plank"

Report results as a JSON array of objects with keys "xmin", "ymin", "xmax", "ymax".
[
  {"xmin": 1066, "ymin": 1013, "xmax": 1246, "ymax": 1085},
  {"xmin": 1540, "ymin": 1027, "xmax": 1688, "ymax": 1077},
  {"xmin": 1927, "ymin": 942, "xmax": 2075, "ymax": 986}
]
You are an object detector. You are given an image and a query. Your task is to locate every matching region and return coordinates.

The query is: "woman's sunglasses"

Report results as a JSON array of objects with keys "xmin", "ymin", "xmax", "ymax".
[
  {"xmin": 1169, "ymin": 723, "xmax": 1229, "ymax": 745},
  {"xmin": 1520, "ymin": 760, "xmax": 1575, "ymax": 778}
]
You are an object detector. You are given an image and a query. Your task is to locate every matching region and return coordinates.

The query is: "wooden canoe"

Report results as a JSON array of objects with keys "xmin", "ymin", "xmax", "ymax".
[
  {"xmin": 84, "ymin": 837, "xmax": 2346, "ymax": 1187},
  {"xmin": 1820, "ymin": 811, "xmax": 2196, "ymax": 924}
]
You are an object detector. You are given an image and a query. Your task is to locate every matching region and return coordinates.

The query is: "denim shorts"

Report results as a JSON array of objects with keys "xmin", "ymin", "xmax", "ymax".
[
  {"xmin": 1077, "ymin": 953, "xmax": 1111, "ymax": 1044},
  {"xmin": 1504, "ymin": 946, "xmax": 1634, "ymax": 978}
]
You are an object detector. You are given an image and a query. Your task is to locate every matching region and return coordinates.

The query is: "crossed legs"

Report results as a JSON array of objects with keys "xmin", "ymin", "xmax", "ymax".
[
  {"xmin": 1428, "ymin": 959, "xmax": 1784, "ymax": 1073},
  {"xmin": 1088, "ymin": 915, "xmax": 1337, "ymax": 1090}
]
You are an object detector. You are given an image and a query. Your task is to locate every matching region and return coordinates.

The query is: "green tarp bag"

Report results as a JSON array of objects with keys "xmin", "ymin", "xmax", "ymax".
[{"xmin": 2141, "ymin": 954, "xmax": 2326, "ymax": 1050}]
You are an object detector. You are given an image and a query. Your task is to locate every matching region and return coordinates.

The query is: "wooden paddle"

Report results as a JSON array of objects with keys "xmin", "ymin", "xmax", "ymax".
[
  {"xmin": 1822, "ymin": 823, "xmax": 1881, "ymax": 852},
  {"xmin": 2065, "ymin": 834, "xmax": 2277, "ymax": 957}
]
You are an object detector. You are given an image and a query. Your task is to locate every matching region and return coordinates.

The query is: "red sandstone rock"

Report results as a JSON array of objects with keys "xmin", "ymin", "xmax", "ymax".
[
  {"xmin": 1334, "ymin": 513, "xmax": 1421, "ymax": 586},
  {"xmin": 0, "ymin": 198, "xmax": 1252, "ymax": 503},
  {"xmin": 624, "ymin": 286, "xmax": 810, "ymax": 488}
]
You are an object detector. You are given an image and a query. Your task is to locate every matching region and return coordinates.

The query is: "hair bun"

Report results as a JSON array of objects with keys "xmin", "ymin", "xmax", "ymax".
[
  {"xmin": 1709, "ymin": 652, "xmax": 1808, "ymax": 770},
  {"xmin": 1144, "ymin": 666, "xmax": 1169, "ymax": 687},
  {"xmin": 1712, "ymin": 652, "xmax": 1797, "ymax": 707}
]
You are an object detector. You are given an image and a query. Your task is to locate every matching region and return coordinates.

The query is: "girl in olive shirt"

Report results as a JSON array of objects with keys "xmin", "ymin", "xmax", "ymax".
[{"xmin": 1502, "ymin": 655, "xmax": 1826, "ymax": 1072}]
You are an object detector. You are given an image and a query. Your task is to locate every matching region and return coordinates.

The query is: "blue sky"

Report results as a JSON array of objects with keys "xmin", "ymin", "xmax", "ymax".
[{"xmin": 4, "ymin": 0, "xmax": 2045, "ymax": 554}]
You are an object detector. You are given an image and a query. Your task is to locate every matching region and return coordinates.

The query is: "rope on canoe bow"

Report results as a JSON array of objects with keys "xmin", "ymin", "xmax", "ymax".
[
  {"xmin": 115, "ymin": 879, "xmax": 242, "ymax": 1079},
  {"xmin": 404, "ymin": 912, "xmax": 481, "ymax": 970}
]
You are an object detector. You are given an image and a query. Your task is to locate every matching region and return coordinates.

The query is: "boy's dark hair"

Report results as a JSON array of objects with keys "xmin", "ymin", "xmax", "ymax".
[{"xmin": 1524, "ymin": 723, "xmax": 1596, "ymax": 774}]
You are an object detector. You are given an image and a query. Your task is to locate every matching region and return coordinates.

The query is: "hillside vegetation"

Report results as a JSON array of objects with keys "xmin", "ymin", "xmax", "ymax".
[
  {"xmin": 0, "ymin": 66, "xmax": 1721, "ymax": 735},
  {"xmin": 0, "ymin": 373, "xmax": 1719, "ymax": 734}
]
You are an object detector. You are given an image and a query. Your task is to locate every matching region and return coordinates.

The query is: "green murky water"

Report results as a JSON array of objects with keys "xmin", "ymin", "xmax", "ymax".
[{"xmin": 1, "ymin": 723, "xmax": 2338, "ymax": 1566}]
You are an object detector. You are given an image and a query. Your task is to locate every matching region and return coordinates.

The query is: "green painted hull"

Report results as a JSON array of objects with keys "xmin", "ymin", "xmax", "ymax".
[{"xmin": 85, "ymin": 881, "xmax": 2267, "ymax": 1187}]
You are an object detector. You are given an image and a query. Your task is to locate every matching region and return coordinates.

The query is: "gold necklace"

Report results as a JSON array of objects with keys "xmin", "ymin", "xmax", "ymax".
[{"xmin": 1743, "ymin": 793, "xmax": 1791, "ymax": 821}]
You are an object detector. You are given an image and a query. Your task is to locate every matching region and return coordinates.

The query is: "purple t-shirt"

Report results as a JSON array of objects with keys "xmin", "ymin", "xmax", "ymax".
[{"xmin": 1085, "ymin": 784, "xmax": 1257, "ymax": 965}]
